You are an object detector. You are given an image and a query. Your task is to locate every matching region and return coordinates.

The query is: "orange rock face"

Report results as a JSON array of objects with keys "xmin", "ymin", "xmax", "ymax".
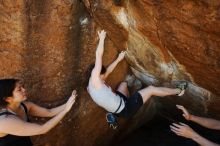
[
  {"xmin": 83, "ymin": 0, "xmax": 220, "ymax": 94},
  {"xmin": 0, "ymin": 0, "xmax": 220, "ymax": 146}
]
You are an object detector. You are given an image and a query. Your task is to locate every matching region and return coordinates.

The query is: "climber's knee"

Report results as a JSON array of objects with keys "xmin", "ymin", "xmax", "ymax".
[{"xmin": 137, "ymin": 85, "xmax": 156, "ymax": 102}]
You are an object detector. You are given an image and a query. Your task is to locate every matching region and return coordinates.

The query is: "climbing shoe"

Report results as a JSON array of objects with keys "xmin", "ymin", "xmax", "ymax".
[
  {"xmin": 177, "ymin": 81, "xmax": 188, "ymax": 96},
  {"xmin": 133, "ymin": 78, "xmax": 143, "ymax": 90},
  {"xmin": 124, "ymin": 74, "xmax": 135, "ymax": 87},
  {"xmin": 106, "ymin": 113, "xmax": 118, "ymax": 129}
]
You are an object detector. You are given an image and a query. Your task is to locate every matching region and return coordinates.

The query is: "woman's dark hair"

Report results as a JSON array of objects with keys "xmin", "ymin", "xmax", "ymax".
[
  {"xmin": 0, "ymin": 79, "xmax": 19, "ymax": 107},
  {"xmin": 84, "ymin": 64, "xmax": 106, "ymax": 88}
]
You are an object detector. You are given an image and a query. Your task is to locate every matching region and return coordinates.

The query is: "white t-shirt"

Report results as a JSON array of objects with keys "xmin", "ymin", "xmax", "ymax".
[{"xmin": 87, "ymin": 79, "xmax": 125, "ymax": 113}]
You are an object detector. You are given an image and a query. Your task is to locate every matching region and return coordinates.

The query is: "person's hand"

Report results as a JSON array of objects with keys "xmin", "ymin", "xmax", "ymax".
[
  {"xmin": 170, "ymin": 123, "xmax": 198, "ymax": 139},
  {"xmin": 176, "ymin": 105, "xmax": 192, "ymax": 120},
  {"xmin": 98, "ymin": 30, "xmax": 106, "ymax": 40},
  {"xmin": 117, "ymin": 51, "xmax": 126, "ymax": 61},
  {"xmin": 65, "ymin": 90, "xmax": 77, "ymax": 112}
]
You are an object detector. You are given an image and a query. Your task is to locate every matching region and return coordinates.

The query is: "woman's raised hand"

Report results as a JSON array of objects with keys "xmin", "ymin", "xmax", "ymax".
[
  {"xmin": 65, "ymin": 90, "xmax": 77, "ymax": 112},
  {"xmin": 98, "ymin": 30, "xmax": 106, "ymax": 40},
  {"xmin": 176, "ymin": 105, "xmax": 191, "ymax": 120}
]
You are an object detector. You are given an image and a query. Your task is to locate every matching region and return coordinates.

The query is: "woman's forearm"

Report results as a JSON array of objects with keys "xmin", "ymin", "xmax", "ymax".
[
  {"xmin": 191, "ymin": 115, "xmax": 220, "ymax": 130},
  {"xmin": 40, "ymin": 92, "xmax": 75, "ymax": 134},
  {"xmin": 48, "ymin": 104, "xmax": 66, "ymax": 117},
  {"xmin": 192, "ymin": 133, "xmax": 220, "ymax": 146},
  {"xmin": 40, "ymin": 110, "xmax": 67, "ymax": 134}
]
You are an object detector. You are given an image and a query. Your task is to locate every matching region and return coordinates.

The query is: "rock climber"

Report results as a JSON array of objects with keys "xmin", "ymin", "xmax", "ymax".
[{"xmin": 86, "ymin": 30, "xmax": 187, "ymax": 120}]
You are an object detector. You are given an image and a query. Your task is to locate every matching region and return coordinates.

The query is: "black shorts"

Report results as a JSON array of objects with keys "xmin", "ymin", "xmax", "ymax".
[{"xmin": 115, "ymin": 91, "xmax": 143, "ymax": 118}]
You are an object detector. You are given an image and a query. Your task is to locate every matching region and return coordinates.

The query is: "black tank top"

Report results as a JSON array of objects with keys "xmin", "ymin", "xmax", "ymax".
[{"xmin": 0, "ymin": 103, "xmax": 33, "ymax": 146}]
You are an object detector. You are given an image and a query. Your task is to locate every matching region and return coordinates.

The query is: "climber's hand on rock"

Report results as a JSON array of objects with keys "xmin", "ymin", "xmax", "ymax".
[
  {"xmin": 176, "ymin": 105, "xmax": 191, "ymax": 120},
  {"xmin": 170, "ymin": 123, "xmax": 197, "ymax": 139},
  {"xmin": 117, "ymin": 51, "xmax": 126, "ymax": 61},
  {"xmin": 98, "ymin": 30, "xmax": 106, "ymax": 40},
  {"xmin": 65, "ymin": 90, "xmax": 77, "ymax": 112}
]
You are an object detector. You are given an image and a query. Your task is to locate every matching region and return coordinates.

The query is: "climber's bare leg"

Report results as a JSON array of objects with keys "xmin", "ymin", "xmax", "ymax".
[
  {"xmin": 138, "ymin": 85, "xmax": 181, "ymax": 103},
  {"xmin": 117, "ymin": 82, "xmax": 130, "ymax": 97}
]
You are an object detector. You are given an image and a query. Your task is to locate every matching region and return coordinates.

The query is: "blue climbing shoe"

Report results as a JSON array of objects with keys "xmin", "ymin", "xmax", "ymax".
[{"xmin": 106, "ymin": 113, "xmax": 118, "ymax": 129}]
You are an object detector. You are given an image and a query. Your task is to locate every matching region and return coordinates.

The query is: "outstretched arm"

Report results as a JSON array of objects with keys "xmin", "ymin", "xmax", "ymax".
[
  {"xmin": 25, "ymin": 102, "xmax": 65, "ymax": 117},
  {"xmin": 91, "ymin": 30, "xmax": 106, "ymax": 88},
  {"xmin": 103, "ymin": 51, "xmax": 125, "ymax": 80},
  {"xmin": 0, "ymin": 91, "xmax": 76, "ymax": 136},
  {"xmin": 176, "ymin": 105, "xmax": 220, "ymax": 130},
  {"xmin": 25, "ymin": 90, "xmax": 77, "ymax": 117},
  {"xmin": 170, "ymin": 123, "xmax": 220, "ymax": 146},
  {"xmin": 192, "ymin": 133, "xmax": 220, "ymax": 146},
  {"xmin": 191, "ymin": 115, "xmax": 220, "ymax": 130}
]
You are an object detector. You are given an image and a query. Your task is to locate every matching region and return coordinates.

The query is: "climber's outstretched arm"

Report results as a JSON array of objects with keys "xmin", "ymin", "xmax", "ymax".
[
  {"xmin": 91, "ymin": 30, "xmax": 106, "ymax": 88},
  {"xmin": 103, "ymin": 51, "xmax": 125, "ymax": 80}
]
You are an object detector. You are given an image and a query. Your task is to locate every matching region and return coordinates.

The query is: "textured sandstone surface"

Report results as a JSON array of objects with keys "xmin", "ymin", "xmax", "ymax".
[{"xmin": 0, "ymin": 0, "xmax": 219, "ymax": 146}]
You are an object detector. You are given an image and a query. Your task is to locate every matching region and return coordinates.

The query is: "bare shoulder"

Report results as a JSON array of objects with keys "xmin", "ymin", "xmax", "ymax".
[
  {"xmin": 23, "ymin": 101, "xmax": 31, "ymax": 106},
  {"xmin": 91, "ymin": 68, "xmax": 99, "ymax": 78},
  {"xmin": 0, "ymin": 115, "xmax": 29, "ymax": 135},
  {"xmin": 0, "ymin": 115, "xmax": 21, "ymax": 127},
  {"xmin": 89, "ymin": 77, "xmax": 102, "ymax": 90},
  {"xmin": 0, "ymin": 114, "xmax": 7, "ymax": 121},
  {"xmin": 0, "ymin": 114, "xmax": 19, "ymax": 121},
  {"xmin": 23, "ymin": 101, "xmax": 34, "ymax": 110}
]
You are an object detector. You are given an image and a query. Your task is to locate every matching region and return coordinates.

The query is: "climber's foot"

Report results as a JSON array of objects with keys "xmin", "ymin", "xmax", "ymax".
[
  {"xmin": 176, "ymin": 81, "xmax": 188, "ymax": 96},
  {"xmin": 133, "ymin": 78, "xmax": 143, "ymax": 90},
  {"xmin": 124, "ymin": 75, "xmax": 135, "ymax": 87}
]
